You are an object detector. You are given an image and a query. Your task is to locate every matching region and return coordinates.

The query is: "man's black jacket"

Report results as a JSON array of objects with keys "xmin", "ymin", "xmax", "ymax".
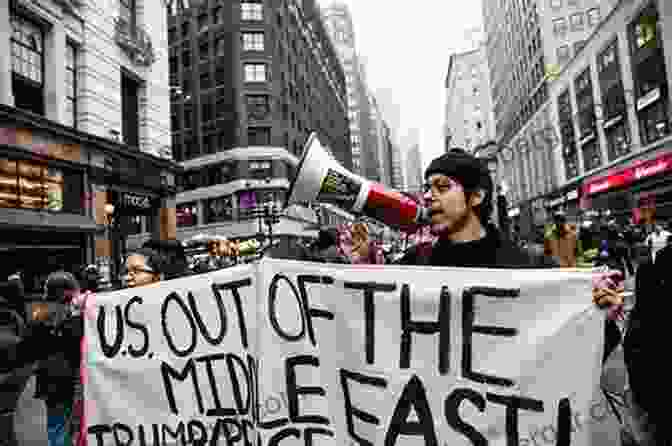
[{"xmin": 396, "ymin": 224, "xmax": 559, "ymax": 268}]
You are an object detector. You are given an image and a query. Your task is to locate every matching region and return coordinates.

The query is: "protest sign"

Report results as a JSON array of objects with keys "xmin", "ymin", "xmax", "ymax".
[{"xmin": 83, "ymin": 259, "xmax": 605, "ymax": 445}]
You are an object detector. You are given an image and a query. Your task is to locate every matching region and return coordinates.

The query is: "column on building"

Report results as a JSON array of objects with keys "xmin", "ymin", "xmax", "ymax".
[
  {"xmin": 589, "ymin": 58, "xmax": 610, "ymax": 165},
  {"xmin": 616, "ymin": 28, "xmax": 642, "ymax": 149},
  {"xmin": 569, "ymin": 84, "xmax": 585, "ymax": 175},
  {"xmin": 153, "ymin": 196, "xmax": 177, "ymax": 241},
  {"xmin": 44, "ymin": 19, "xmax": 66, "ymax": 123},
  {"xmin": 0, "ymin": 0, "xmax": 14, "ymax": 106}
]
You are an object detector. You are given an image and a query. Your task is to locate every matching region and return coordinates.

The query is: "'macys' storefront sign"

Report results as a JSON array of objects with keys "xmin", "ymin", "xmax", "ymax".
[
  {"xmin": 118, "ymin": 192, "xmax": 156, "ymax": 213},
  {"xmin": 583, "ymin": 151, "xmax": 672, "ymax": 196}
]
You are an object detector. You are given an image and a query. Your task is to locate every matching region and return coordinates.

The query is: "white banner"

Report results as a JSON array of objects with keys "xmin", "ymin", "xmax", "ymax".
[{"xmin": 83, "ymin": 259, "xmax": 608, "ymax": 446}]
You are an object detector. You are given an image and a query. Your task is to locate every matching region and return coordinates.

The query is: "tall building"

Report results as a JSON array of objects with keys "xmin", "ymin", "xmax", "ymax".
[
  {"xmin": 322, "ymin": 1, "xmax": 380, "ymax": 180},
  {"xmin": 0, "ymin": 0, "xmax": 178, "ymax": 290},
  {"xmin": 483, "ymin": 0, "xmax": 618, "ymax": 145},
  {"xmin": 503, "ymin": 0, "xmax": 672, "ymax": 238},
  {"xmin": 168, "ymin": 0, "xmax": 351, "ymax": 251},
  {"xmin": 444, "ymin": 46, "xmax": 496, "ymax": 152},
  {"xmin": 369, "ymin": 94, "xmax": 392, "ymax": 185},
  {"xmin": 404, "ymin": 144, "xmax": 423, "ymax": 194},
  {"xmin": 373, "ymin": 87, "xmax": 404, "ymax": 189}
]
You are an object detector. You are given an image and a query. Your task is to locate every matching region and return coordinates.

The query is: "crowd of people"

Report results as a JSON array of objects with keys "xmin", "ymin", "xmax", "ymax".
[{"xmin": 1, "ymin": 148, "xmax": 669, "ymax": 445}]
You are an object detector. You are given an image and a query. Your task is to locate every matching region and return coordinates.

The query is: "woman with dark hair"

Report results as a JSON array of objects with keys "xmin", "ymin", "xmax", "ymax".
[
  {"xmin": 124, "ymin": 247, "xmax": 164, "ymax": 288},
  {"xmin": 142, "ymin": 239, "xmax": 190, "ymax": 280}
]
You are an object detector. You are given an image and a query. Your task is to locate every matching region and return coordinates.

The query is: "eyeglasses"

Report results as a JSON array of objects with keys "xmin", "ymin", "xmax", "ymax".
[
  {"xmin": 123, "ymin": 265, "xmax": 156, "ymax": 276},
  {"xmin": 422, "ymin": 179, "xmax": 457, "ymax": 194}
]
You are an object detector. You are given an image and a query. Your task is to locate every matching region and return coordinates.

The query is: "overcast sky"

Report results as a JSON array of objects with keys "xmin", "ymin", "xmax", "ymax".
[{"xmin": 317, "ymin": 0, "xmax": 484, "ymax": 170}]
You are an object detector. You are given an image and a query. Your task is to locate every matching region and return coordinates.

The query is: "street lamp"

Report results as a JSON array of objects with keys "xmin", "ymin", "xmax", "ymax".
[{"xmin": 103, "ymin": 203, "xmax": 123, "ymax": 289}]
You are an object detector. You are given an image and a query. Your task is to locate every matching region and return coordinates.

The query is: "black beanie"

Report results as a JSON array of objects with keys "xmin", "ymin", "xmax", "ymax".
[{"xmin": 425, "ymin": 148, "xmax": 493, "ymax": 195}]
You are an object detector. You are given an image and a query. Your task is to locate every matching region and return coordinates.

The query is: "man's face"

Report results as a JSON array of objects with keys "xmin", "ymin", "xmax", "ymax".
[
  {"xmin": 125, "ymin": 254, "xmax": 159, "ymax": 288},
  {"xmin": 423, "ymin": 174, "xmax": 478, "ymax": 235}
]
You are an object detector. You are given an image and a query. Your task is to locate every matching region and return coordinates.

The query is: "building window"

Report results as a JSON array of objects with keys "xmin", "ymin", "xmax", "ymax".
[
  {"xmin": 200, "ymin": 71, "xmax": 210, "ymax": 89},
  {"xmin": 247, "ymin": 127, "xmax": 271, "ymax": 146},
  {"xmin": 605, "ymin": 123, "xmax": 631, "ymax": 161},
  {"xmin": 216, "ymin": 39, "xmax": 226, "ymax": 57},
  {"xmin": 65, "ymin": 42, "xmax": 77, "ymax": 128},
  {"xmin": 241, "ymin": 1, "xmax": 263, "ymax": 21},
  {"xmin": 242, "ymin": 32, "xmax": 264, "ymax": 51},
  {"xmin": 553, "ymin": 18, "xmax": 568, "ymax": 36},
  {"xmin": 550, "ymin": 0, "xmax": 562, "ymax": 8},
  {"xmin": 570, "ymin": 13, "xmax": 584, "ymax": 31},
  {"xmin": 207, "ymin": 162, "xmax": 235, "ymax": 185},
  {"xmin": 587, "ymin": 8, "xmax": 600, "ymax": 27},
  {"xmin": 177, "ymin": 202, "xmax": 198, "ymax": 227},
  {"xmin": 244, "ymin": 63, "xmax": 267, "ymax": 82},
  {"xmin": 0, "ymin": 159, "xmax": 83, "ymax": 214},
  {"xmin": 10, "ymin": 14, "xmax": 44, "ymax": 115},
  {"xmin": 597, "ymin": 41, "xmax": 617, "ymax": 71},
  {"xmin": 121, "ymin": 72, "xmax": 141, "ymax": 148},
  {"xmin": 573, "ymin": 40, "xmax": 586, "ymax": 54},
  {"xmin": 567, "ymin": 0, "xmax": 580, "ymax": 5},
  {"xmin": 581, "ymin": 139, "xmax": 602, "ymax": 172},
  {"xmin": 557, "ymin": 44, "xmax": 570, "ymax": 63},
  {"xmin": 248, "ymin": 160, "xmax": 272, "ymax": 179},
  {"xmin": 246, "ymin": 95, "xmax": 270, "ymax": 121},
  {"xmin": 206, "ymin": 195, "xmax": 233, "ymax": 223}
]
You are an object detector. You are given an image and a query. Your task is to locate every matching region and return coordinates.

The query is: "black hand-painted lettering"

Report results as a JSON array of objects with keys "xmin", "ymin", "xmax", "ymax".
[
  {"xmin": 194, "ymin": 353, "xmax": 235, "ymax": 417},
  {"xmin": 160, "ymin": 358, "xmax": 204, "ymax": 415},
  {"xmin": 226, "ymin": 353, "xmax": 252, "ymax": 415},
  {"xmin": 247, "ymin": 354, "xmax": 260, "ymax": 425},
  {"xmin": 268, "ymin": 428, "xmax": 300, "ymax": 446},
  {"xmin": 343, "ymin": 281, "xmax": 397, "ymax": 364},
  {"xmin": 88, "ymin": 425, "xmax": 112, "ymax": 446},
  {"xmin": 462, "ymin": 286, "xmax": 520, "ymax": 387},
  {"xmin": 212, "ymin": 278, "xmax": 253, "ymax": 349},
  {"xmin": 556, "ymin": 398, "xmax": 571, "ymax": 446},
  {"xmin": 123, "ymin": 296, "xmax": 149, "ymax": 358},
  {"xmin": 384, "ymin": 375, "xmax": 438, "ymax": 446},
  {"xmin": 400, "ymin": 285, "xmax": 451, "ymax": 375},
  {"xmin": 296, "ymin": 275, "xmax": 335, "ymax": 347},
  {"xmin": 339, "ymin": 369, "xmax": 387, "ymax": 446},
  {"xmin": 112, "ymin": 423, "xmax": 133, "ymax": 446},
  {"xmin": 240, "ymin": 419, "xmax": 256, "ymax": 446},
  {"xmin": 185, "ymin": 421, "xmax": 206, "ymax": 446},
  {"xmin": 161, "ymin": 292, "xmax": 197, "ymax": 357},
  {"xmin": 162, "ymin": 421, "xmax": 186, "ymax": 445},
  {"xmin": 444, "ymin": 388, "xmax": 487, "ymax": 446},
  {"xmin": 188, "ymin": 289, "xmax": 227, "ymax": 346},
  {"xmin": 304, "ymin": 427, "xmax": 334, "ymax": 446},
  {"xmin": 137, "ymin": 424, "xmax": 160, "ymax": 446},
  {"xmin": 486, "ymin": 393, "xmax": 544, "ymax": 446},
  {"xmin": 97, "ymin": 305, "xmax": 124, "ymax": 358},
  {"xmin": 286, "ymin": 355, "xmax": 328, "ymax": 425},
  {"xmin": 268, "ymin": 274, "xmax": 306, "ymax": 342},
  {"xmin": 218, "ymin": 418, "xmax": 242, "ymax": 445}
]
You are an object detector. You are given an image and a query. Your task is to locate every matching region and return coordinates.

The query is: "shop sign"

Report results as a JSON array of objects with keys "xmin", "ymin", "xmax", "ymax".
[
  {"xmin": 548, "ymin": 196, "xmax": 565, "ymax": 208},
  {"xmin": 583, "ymin": 151, "xmax": 672, "ymax": 196},
  {"xmin": 636, "ymin": 87, "xmax": 661, "ymax": 111},
  {"xmin": 565, "ymin": 189, "xmax": 579, "ymax": 201},
  {"xmin": 118, "ymin": 192, "xmax": 154, "ymax": 211}
]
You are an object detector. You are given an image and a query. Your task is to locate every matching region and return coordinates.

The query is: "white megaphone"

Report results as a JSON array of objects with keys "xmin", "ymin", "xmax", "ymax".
[{"xmin": 286, "ymin": 132, "xmax": 431, "ymax": 231}]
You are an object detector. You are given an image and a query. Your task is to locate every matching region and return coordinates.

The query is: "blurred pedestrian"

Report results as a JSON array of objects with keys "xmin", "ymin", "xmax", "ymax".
[{"xmin": 34, "ymin": 271, "xmax": 84, "ymax": 446}]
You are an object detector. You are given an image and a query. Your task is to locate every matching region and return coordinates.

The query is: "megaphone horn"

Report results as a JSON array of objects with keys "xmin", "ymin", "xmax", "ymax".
[{"xmin": 286, "ymin": 132, "xmax": 431, "ymax": 231}]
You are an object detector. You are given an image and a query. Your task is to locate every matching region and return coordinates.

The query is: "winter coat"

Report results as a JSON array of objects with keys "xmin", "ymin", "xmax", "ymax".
[{"xmin": 396, "ymin": 224, "xmax": 559, "ymax": 268}]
